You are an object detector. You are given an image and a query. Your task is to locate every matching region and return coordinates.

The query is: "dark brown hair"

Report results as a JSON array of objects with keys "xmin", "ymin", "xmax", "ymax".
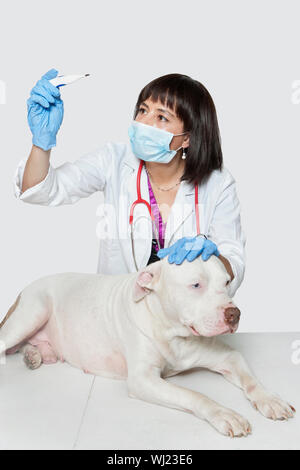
[{"xmin": 133, "ymin": 73, "xmax": 223, "ymax": 186}]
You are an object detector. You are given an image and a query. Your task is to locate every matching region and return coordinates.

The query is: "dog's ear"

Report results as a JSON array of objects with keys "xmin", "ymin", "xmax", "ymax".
[{"xmin": 132, "ymin": 261, "xmax": 163, "ymax": 303}]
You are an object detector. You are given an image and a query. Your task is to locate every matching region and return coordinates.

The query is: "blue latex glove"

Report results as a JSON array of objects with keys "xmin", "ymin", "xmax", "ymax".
[
  {"xmin": 27, "ymin": 68, "xmax": 64, "ymax": 151},
  {"xmin": 157, "ymin": 236, "xmax": 220, "ymax": 264}
]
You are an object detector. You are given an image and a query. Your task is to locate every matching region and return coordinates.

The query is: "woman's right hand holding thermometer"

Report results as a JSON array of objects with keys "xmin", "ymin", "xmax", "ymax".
[{"xmin": 27, "ymin": 68, "xmax": 64, "ymax": 151}]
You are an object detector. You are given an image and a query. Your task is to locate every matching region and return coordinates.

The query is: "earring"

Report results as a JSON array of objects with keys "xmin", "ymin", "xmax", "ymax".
[{"xmin": 182, "ymin": 149, "xmax": 186, "ymax": 160}]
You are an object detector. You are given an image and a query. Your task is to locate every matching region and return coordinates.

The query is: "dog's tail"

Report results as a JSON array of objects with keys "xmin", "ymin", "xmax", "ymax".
[{"xmin": 0, "ymin": 292, "xmax": 22, "ymax": 329}]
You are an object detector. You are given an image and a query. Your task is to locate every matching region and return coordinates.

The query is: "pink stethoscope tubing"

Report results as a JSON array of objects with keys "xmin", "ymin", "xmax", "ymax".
[
  {"xmin": 129, "ymin": 159, "xmax": 201, "ymax": 230},
  {"xmin": 129, "ymin": 161, "xmax": 203, "ymax": 270}
]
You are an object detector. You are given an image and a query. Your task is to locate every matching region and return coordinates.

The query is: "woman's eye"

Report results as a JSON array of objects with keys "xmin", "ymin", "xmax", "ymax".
[{"xmin": 138, "ymin": 108, "xmax": 168, "ymax": 122}]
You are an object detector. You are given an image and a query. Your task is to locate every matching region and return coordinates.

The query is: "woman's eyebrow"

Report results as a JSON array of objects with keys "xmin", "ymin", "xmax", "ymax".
[{"xmin": 140, "ymin": 101, "xmax": 175, "ymax": 118}]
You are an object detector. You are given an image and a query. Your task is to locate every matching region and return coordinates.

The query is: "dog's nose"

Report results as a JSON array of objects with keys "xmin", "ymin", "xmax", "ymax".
[{"xmin": 224, "ymin": 306, "xmax": 241, "ymax": 326}]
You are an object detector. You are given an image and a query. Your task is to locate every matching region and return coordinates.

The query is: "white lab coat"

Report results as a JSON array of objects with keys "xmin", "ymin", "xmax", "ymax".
[{"xmin": 13, "ymin": 141, "xmax": 246, "ymax": 297}]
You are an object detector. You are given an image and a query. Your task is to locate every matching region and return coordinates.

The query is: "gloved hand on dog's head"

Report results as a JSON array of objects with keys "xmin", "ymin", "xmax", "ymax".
[{"xmin": 157, "ymin": 236, "xmax": 220, "ymax": 265}]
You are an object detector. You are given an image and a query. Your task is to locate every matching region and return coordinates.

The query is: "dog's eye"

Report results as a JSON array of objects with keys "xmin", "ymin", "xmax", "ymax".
[
  {"xmin": 192, "ymin": 283, "xmax": 201, "ymax": 288},
  {"xmin": 226, "ymin": 280, "xmax": 230, "ymax": 286}
]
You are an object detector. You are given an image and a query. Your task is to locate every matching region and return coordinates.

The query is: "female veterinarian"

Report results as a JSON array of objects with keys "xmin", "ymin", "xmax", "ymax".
[{"xmin": 13, "ymin": 69, "xmax": 246, "ymax": 298}]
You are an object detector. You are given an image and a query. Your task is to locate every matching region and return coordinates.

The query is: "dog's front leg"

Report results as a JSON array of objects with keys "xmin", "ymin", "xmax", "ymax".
[
  {"xmin": 210, "ymin": 347, "xmax": 296, "ymax": 421},
  {"xmin": 127, "ymin": 366, "xmax": 251, "ymax": 437}
]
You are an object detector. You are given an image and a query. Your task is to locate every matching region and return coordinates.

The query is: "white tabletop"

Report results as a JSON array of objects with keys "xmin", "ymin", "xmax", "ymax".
[{"xmin": 0, "ymin": 332, "xmax": 299, "ymax": 450}]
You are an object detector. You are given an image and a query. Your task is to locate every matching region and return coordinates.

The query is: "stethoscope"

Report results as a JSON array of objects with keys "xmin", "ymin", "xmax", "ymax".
[{"xmin": 129, "ymin": 160, "xmax": 207, "ymax": 271}]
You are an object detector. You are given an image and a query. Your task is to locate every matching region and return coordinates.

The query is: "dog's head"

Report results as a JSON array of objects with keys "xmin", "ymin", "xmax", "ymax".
[{"xmin": 133, "ymin": 255, "xmax": 240, "ymax": 337}]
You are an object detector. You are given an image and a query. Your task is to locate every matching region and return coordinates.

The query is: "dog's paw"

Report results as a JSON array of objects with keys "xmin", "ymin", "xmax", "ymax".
[
  {"xmin": 248, "ymin": 387, "xmax": 296, "ymax": 420},
  {"xmin": 207, "ymin": 407, "xmax": 252, "ymax": 437},
  {"xmin": 23, "ymin": 345, "xmax": 42, "ymax": 370},
  {"xmin": 36, "ymin": 342, "xmax": 58, "ymax": 365}
]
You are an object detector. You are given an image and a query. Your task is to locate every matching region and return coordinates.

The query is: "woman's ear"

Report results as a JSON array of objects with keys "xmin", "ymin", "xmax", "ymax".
[
  {"xmin": 132, "ymin": 261, "xmax": 162, "ymax": 302},
  {"xmin": 183, "ymin": 133, "xmax": 190, "ymax": 149}
]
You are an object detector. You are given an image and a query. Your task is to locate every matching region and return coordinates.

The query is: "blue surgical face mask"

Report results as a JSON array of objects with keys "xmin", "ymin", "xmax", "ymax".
[{"xmin": 128, "ymin": 120, "xmax": 189, "ymax": 164}]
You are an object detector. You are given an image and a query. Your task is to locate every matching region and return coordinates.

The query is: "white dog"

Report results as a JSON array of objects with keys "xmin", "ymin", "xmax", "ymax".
[{"xmin": 0, "ymin": 256, "xmax": 295, "ymax": 437}]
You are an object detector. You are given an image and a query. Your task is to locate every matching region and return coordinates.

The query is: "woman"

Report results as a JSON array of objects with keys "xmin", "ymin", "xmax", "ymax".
[{"xmin": 14, "ymin": 69, "xmax": 246, "ymax": 297}]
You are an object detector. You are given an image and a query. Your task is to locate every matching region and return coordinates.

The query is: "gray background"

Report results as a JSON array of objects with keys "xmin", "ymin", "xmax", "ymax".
[{"xmin": 0, "ymin": 0, "xmax": 299, "ymax": 332}]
